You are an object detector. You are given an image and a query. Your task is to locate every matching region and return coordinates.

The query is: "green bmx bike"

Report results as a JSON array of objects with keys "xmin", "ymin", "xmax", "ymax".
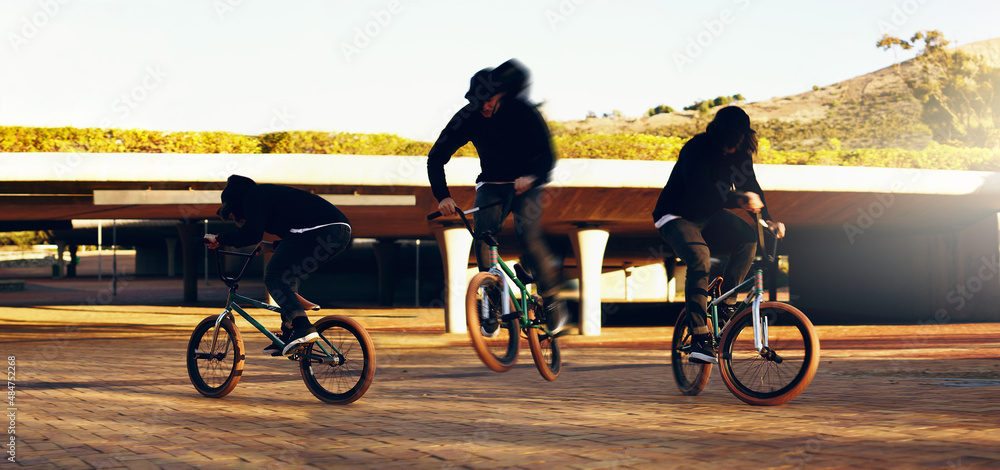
[
  {"xmin": 671, "ymin": 215, "xmax": 820, "ymax": 405},
  {"xmin": 186, "ymin": 245, "xmax": 376, "ymax": 404},
  {"xmin": 429, "ymin": 202, "xmax": 561, "ymax": 381}
]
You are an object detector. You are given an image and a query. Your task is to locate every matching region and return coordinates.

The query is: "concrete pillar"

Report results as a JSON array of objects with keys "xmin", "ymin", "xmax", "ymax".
[
  {"xmin": 433, "ymin": 225, "xmax": 474, "ymax": 334},
  {"xmin": 623, "ymin": 262, "xmax": 634, "ymax": 302},
  {"xmin": 165, "ymin": 238, "xmax": 178, "ymax": 277},
  {"xmin": 55, "ymin": 241, "xmax": 66, "ymax": 278},
  {"xmin": 373, "ymin": 239, "xmax": 400, "ymax": 307},
  {"xmin": 66, "ymin": 244, "xmax": 78, "ymax": 278},
  {"xmin": 177, "ymin": 223, "xmax": 200, "ymax": 303},
  {"xmin": 570, "ymin": 226, "xmax": 609, "ymax": 336}
]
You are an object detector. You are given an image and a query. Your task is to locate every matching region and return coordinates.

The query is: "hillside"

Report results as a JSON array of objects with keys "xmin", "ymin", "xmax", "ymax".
[{"xmin": 556, "ymin": 37, "xmax": 1000, "ymax": 152}]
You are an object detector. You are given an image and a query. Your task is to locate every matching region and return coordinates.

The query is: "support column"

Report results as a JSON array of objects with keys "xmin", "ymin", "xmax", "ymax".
[
  {"xmin": 165, "ymin": 238, "xmax": 178, "ymax": 277},
  {"xmin": 66, "ymin": 244, "xmax": 79, "ymax": 278},
  {"xmin": 373, "ymin": 239, "xmax": 400, "ymax": 307},
  {"xmin": 433, "ymin": 225, "xmax": 474, "ymax": 334},
  {"xmin": 570, "ymin": 226, "xmax": 609, "ymax": 336},
  {"xmin": 177, "ymin": 223, "xmax": 200, "ymax": 303},
  {"xmin": 55, "ymin": 241, "xmax": 66, "ymax": 278}
]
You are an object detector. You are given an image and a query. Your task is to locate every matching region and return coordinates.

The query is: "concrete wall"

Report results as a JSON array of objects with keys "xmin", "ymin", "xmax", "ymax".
[{"xmin": 786, "ymin": 213, "xmax": 1000, "ymax": 324}]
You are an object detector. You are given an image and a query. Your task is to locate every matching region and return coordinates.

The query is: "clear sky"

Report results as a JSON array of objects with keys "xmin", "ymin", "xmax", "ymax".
[{"xmin": 2, "ymin": 0, "xmax": 999, "ymax": 142}]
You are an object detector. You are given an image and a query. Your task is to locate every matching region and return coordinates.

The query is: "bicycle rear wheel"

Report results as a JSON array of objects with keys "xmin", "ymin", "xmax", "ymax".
[
  {"xmin": 466, "ymin": 272, "xmax": 520, "ymax": 372},
  {"xmin": 187, "ymin": 314, "xmax": 245, "ymax": 398},
  {"xmin": 718, "ymin": 302, "xmax": 820, "ymax": 406},
  {"xmin": 670, "ymin": 308, "xmax": 712, "ymax": 395},
  {"xmin": 527, "ymin": 304, "xmax": 561, "ymax": 381},
  {"xmin": 299, "ymin": 315, "xmax": 376, "ymax": 405}
]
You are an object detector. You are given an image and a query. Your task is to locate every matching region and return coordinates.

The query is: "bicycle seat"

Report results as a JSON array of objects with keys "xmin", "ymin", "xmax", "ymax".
[
  {"xmin": 513, "ymin": 263, "xmax": 535, "ymax": 285},
  {"xmin": 296, "ymin": 293, "xmax": 321, "ymax": 311},
  {"xmin": 480, "ymin": 231, "xmax": 500, "ymax": 247}
]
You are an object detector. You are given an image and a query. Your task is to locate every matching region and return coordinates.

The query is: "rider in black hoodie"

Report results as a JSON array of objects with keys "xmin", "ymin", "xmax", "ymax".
[
  {"xmin": 427, "ymin": 59, "xmax": 570, "ymax": 334},
  {"xmin": 205, "ymin": 175, "xmax": 352, "ymax": 356},
  {"xmin": 653, "ymin": 106, "xmax": 785, "ymax": 364}
]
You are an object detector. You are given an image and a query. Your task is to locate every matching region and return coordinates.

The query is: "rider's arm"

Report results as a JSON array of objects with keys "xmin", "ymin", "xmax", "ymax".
[
  {"xmin": 427, "ymin": 112, "xmax": 473, "ymax": 203},
  {"xmin": 730, "ymin": 152, "xmax": 773, "ymax": 221}
]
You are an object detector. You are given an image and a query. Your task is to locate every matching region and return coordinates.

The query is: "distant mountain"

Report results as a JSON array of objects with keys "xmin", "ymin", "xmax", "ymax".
[{"xmin": 555, "ymin": 37, "xmax": 1000, "ymax": 151}]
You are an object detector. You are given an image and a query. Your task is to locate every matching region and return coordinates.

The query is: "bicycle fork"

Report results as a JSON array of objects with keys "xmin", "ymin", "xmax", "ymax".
[
  {"xmin": 750, "ymin": 268, "xmax": 769, "ymax": 353},
  {"xmin": 209, "ymin": 309, "xmax": 233, "ymax": 357},
  {"xmin": 483, "ymin": 246, "xmax": 512, "ymax": 320}
]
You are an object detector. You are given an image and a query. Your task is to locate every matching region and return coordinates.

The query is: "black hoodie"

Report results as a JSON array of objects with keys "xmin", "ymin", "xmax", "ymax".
[
  {"xmin": 651, "ymin": 133, "xmax": 771, "ymax": 223},
  {"xmin": 426, "ymin": 96, "xmax": 555, "ymax": 202},
  {"xmin": 215, "ymin": 176, "xmax": 349, "ymax": 248}
]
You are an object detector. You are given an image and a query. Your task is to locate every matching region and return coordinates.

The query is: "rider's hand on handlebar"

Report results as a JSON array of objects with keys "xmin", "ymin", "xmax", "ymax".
[
  {"xmin": 203, "ymin": 234, "xmax": 220, "ymax": 249},
  {"xmin": 514, "ymin": 176, "xmax": 537, "ymax": 195},
  {"xmin": 737, "ymin": 191, "xmax": 764, "ymax": 213},
  {"xmin": 768, "ymin": 221, "xmax": 786, "ymax": 239},
  {"xmin": 438, "ymin": 197, "xmax": 458, "ymax": 217}
]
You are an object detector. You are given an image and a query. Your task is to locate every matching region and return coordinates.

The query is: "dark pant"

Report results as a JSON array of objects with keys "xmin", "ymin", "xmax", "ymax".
[
  {"xmin": 658, "ymin": 211, "xmax": 756, "ymax": 336},
  {"xmin": 473, "ymin": 184, "xmax": 559, "ymax": 300},
  {"xmin": 264, "ymin": 224, "xmax": 351, "ymax": 325}
]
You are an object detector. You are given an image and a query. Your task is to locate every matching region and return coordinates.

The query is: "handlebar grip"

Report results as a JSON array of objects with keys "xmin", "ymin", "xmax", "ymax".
[{"xmin": 426, "ymin": 211, "xmax": 443, "ymax": 221}]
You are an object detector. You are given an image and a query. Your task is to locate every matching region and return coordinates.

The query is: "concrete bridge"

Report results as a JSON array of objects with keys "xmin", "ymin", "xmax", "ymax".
[{"xmin": 3, "ymin": 152, "xmax": 1000, "ymax": 330}]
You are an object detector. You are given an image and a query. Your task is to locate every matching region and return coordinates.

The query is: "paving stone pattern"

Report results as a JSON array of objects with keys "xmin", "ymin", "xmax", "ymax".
[{"xmin": 1, "ymin": 303, "xmax": 999, "ymax": 469}]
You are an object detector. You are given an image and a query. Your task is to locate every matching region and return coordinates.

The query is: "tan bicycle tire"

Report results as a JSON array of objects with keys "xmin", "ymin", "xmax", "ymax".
[{"xmin": 465, "ymin": 271, "xmax": 520, "ymax": 372}]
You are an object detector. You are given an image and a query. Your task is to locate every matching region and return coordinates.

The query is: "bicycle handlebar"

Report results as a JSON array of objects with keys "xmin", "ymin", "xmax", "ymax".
[
  {"xmin": 756, "ymin": 214, "xmax": 780, "ymax": 264},
  {"xmin": 427, "ymin": 179, "xmax": 544, "ymax": 221},
  {"xmin": 426, "ymin": 199, "xmax": 505, "ymax": 221},
  {"xmin": 214, "ymin": 244, "xmax": 262, "ymax": 287}
]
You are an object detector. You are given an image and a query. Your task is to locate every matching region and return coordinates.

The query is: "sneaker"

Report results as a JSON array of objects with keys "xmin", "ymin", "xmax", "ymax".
[
  {"xmin": 262, "ymin": 325, "xmax": 291, "ymax": 357},
  {"xmin": 282, "ymin": 318, "xmax": 319, "ymax": 356},
  {"xmin": 543, "ymin": 299, "xmax": 573, "ymax": 336},
  {"xmin": 480, "ymin": 316, "xmax": 500, "ymax": 337},
  {"xmin": 688, "ymin": 336, "xmax": 718, "ymax": 364}
]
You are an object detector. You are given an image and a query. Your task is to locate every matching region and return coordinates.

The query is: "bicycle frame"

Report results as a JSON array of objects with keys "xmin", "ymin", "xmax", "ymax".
[
  {"xmin": 207, "ymin": 248, "xmax": 344, "ymax": 364},
  {"xmin": 430, "ymin": 201, "xmax": 547, "ymax": 334},
  {"xmin": 705, "ymin": 215, "xmax": 779, "ymax": 354},
  {"xmin": 485, "ymin": 245, "xmax": 542, "ymax": 331}
]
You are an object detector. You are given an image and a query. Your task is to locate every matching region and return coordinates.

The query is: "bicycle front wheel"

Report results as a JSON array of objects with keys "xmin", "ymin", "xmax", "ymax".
[
  {"xmin": 718, "ymin": 302, "xmax": 820, "ymax": 406},
  {"xmin": 186, "ymin": 314, "xmax": 245, "ymax": 398},
  {"xmin": 670, "ymin": 308, "xmax": 711, "ymax": 396},
  {"xmin": 466, "ymin": 271, "xmax": 520, "ymax": 372},
  {"xmin": 299, "ymin": 315, "xmax": 376, "ymax": 405},
  {"xmin": 527, "ymin": 304, "xmax": 561, "ymax": 381}
]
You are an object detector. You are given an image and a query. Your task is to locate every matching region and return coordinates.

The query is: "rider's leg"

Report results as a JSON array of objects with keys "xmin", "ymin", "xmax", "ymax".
[
  {"xmin": 658, "ymin": 218, "xmax": 712, "ymax": 336},
  {"xmin": 264, "ymin": 225, "xmax": 352, "ymax": 354},
  {"xmin": 472, "ymin": 184, "xmax": 513, "ymax": 271},
  {"xmin": 511, "ymin": 187, "xmax": 569, "ymax": 332},
  {"xmin": 702, "ymin": 210, "xmax": 757, "ymax": 297}
]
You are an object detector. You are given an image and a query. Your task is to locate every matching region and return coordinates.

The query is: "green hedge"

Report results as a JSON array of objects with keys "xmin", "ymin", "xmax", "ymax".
[
  {"xmin": 0, "ymin": 126, "xmax": 260, "ymax": 153},
  {"xmin": 3, "ymin": 126, "xmax": 999, "ymax": 171}
]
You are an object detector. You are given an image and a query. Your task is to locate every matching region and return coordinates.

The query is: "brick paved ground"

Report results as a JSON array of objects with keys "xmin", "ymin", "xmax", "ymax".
[{"xmin": 2, "ymin": 282, "xmax": 1000, "ymax": 468}]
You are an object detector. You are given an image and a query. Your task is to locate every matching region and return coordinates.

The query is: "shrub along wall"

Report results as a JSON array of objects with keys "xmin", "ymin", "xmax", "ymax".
[{"xmin": 3, "ymin": 126, "xmax": 999, "ymax": 171}]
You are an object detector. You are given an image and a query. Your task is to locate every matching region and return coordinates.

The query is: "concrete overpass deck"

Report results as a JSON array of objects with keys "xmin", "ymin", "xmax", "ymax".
[{"xmin": 3, "ymin": 153, "xmax": 1000, "ymax": 330}]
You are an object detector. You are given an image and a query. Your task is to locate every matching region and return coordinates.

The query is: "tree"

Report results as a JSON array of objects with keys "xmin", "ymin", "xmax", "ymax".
[
  {"xmin": 647, "ymin": 105, "xmax": 675, "ymax": 117},
  {"xmin": 878, "ymin": 30, "xmax": 1000, "ymax": 147}
]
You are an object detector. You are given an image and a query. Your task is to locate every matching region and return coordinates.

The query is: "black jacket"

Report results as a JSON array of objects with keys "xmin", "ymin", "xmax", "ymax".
[
  {"xmin": 427, "ymin": 98, "xmax": 555, "ymax": 201},
  {"xmin": 217, "ymin": 184, "xmax": 349, "ymax": 248},
  {"xmin": 652, "ymin": 133, "xmax": 771, "ymax": 222}
]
